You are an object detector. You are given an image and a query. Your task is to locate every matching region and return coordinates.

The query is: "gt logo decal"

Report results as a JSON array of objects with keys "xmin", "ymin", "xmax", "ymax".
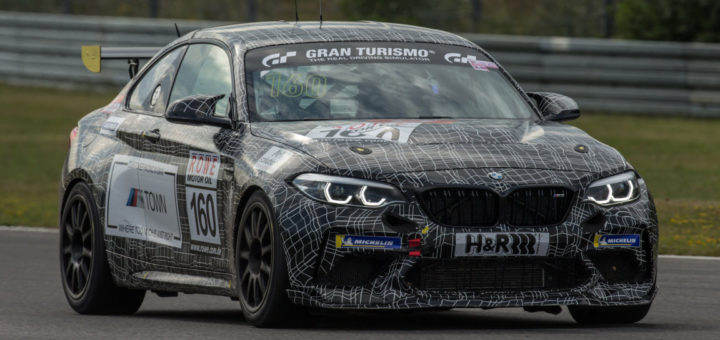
[
  {"xmin": 443, "ymin": 52, "xmax": 478, "ymax": 64},
  {"xmin": 262, "ymin": 51, "xmax": 297, "ymax": 67}
]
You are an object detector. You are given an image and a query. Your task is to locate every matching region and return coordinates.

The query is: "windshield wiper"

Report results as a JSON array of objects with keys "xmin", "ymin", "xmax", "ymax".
[
  {"xmin": 415, "ymin": 115, "xmax": 454, "ymax": 119},
  {"xmin": 300, "ymin": 117, "xmax": 336, "ymax": 121}
]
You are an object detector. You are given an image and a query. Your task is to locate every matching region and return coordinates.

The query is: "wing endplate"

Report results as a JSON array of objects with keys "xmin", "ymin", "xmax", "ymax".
[
  {"xmin": 80, "ymin": 45, "xmax": 162, "ymax": 77},
  {"xmin": 81, "ymin": 45, "xmax": 101, "ymax": 73}
]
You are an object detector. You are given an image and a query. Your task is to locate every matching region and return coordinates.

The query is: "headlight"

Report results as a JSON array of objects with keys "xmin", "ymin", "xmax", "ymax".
[
  {"xmin": 292, "ymin": 174, "xmax": 406, "ymax": 208},
  {"xmin": 584, "ymin": 171, "xmax": 640, "ymax": 206}
]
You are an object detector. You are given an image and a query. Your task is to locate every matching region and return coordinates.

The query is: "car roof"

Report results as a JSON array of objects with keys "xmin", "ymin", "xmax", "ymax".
[
  {"xmin": 192, "ymin": 21, "xmax": 478, "ymax": 52},
  {"xmin": 160, "ymin": 21, "xmax": 537, "ymax": 122}
]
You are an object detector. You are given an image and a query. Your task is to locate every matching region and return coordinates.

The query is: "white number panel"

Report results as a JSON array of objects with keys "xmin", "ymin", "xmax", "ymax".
[{"xmin": 186, "ymin": 187, "xmax": 221, "ymax": 245}]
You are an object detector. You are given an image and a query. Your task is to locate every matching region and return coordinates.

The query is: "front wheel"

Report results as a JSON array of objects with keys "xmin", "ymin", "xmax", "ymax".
[
  {"xmin": 235, "ymin": 191, "xmax": 307, "ymax": 327},
  {"xmin": 568, "ymin": 304, "xmax": 651, "ymax": 324},
  {"xmin": 60, "ymin": 182, "xmax": 145, "ymax": 314}
]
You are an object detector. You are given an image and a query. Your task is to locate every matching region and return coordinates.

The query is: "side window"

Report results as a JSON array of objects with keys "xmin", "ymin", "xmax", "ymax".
[
  {"xmin": 169, "ymin": 44, "xmax": 233, "ymax": 117},
  {"xmin": 128, "ymin": 47, "xmax": 186, "ymax": 114}
]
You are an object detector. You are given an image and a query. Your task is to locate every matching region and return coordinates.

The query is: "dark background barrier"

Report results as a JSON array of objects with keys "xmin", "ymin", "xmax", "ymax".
[{"xmin": 2, "ymin": 11, "xmax": 720, "ymax": 117}]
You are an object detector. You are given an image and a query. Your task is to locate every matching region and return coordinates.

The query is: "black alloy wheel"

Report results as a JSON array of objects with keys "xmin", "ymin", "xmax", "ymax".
[
  {"xmin": 238, "ymin": 201, "xmax": 273, "ymax": 312},
  {"xmin": 61, "ymin": 193, "xmax": 94, "ymax": 298},
  {"xmin": 235, "ymin": 191, "xmax": 308, "ymax": 327},
  {"xmin": 59, "ymin": 182, "xmax": 145, "ymax": 314}
]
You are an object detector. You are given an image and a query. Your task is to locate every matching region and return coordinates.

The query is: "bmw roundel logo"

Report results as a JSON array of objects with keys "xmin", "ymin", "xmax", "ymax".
[{"xmin": 488, "ymin": 172, "xmax": 503, "ymax": 180}]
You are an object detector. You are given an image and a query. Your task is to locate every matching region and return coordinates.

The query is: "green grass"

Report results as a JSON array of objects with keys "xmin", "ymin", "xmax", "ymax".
[
  {"xmin": 0, "ymin": 84, "xmax": 115, "ymax": 227},
  {"xmin": 1, "ymin": 84, "xmax": 718, "ymax": 255},
  {"xmin": 572, "ymin": 113, "xmax": 720, "ymax": 256}
]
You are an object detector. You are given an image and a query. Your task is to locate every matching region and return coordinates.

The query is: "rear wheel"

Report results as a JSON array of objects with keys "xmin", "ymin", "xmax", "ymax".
[
  {"xmin": 235, "ymin": 191, "xmax": 307, "ymax": 327},
  {"xmin": 569, "ymin": 304, "xmax": 651, "ymax": 324},
  {"xmin": 60, "ymin": 182, "xmax": 145, "ymax": 314}
]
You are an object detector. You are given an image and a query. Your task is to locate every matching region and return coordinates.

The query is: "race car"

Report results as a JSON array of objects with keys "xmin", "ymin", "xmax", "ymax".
[{"xmin": 60, "ymin": 21, "xmax": 657, "ymax": 327}]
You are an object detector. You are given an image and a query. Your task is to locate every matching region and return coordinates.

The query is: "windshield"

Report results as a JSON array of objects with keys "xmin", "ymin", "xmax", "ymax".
[{"xmin": 245, "ymin": 42, "xmax": 535, "ymax": 122}]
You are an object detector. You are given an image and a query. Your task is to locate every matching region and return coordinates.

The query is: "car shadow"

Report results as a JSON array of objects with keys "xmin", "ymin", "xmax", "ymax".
[
  {"xmin": 136, "ymin": 309, "xmax": 245, "ymax": 325},
  {"xmin": 133, "ymin": 308, "xmax": 686, "ymax": 332},
  {"xmin": 309, "ymin": 309, "xmax": 650, "ymax": 331}
]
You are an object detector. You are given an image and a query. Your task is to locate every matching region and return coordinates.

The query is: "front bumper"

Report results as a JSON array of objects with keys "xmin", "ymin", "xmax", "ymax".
[{"xmin": 273, "ymin": 168, "xmax": 658, "ymax": 309}]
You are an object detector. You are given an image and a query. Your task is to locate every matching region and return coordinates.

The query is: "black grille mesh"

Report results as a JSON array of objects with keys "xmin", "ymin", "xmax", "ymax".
[
  {"xmin": 419, "ymin": 188, "xmax": 498, "ymax": 227},
  {"xmin": 406, "ymin": 257, "xmax": 588, "ymax": 291},
  {"xmin": 505, "ymin": 187, "xmax": 574, "ymax": 226},
  {"xmin": 418, "ymin": 187, "xmax": 574, "ymax": 227}
]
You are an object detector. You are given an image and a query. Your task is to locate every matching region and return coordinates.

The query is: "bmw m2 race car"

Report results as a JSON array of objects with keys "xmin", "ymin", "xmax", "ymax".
[{"xmin": 61, "ymin": 21, "xmax": 657, "ymax": 327}]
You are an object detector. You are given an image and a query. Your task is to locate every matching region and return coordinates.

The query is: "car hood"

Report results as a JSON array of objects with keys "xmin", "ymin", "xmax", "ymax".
[{"xmin": 249, "ymin": 119, "xmax": 626, "ymax": 175}]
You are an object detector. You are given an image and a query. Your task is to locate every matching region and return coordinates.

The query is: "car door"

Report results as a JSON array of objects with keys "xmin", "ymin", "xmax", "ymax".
[
  {"xmin": 105, "ymin": 45, "xmax": 187, "ymax": 270},
  {"xmin": 145, "ymin": 42, "xmax": 235, "ymax": 273}
]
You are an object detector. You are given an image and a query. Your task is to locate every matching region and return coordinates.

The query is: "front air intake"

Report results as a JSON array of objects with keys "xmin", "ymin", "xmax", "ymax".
[{"xmin": 406, "ymin": 257, "xmax": 589, "ymax": 291}]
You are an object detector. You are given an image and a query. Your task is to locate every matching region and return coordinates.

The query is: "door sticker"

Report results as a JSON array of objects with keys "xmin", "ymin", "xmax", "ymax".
[
  {"xmin": 105, "ymin": 155, "xmax": 182, "ymax": 248},
  {"xmin": 185, "ymin": 150, "xmax": 222, "ymax": 252},
  {"xmin": 100, "ymin": 116, "xmax": 126, "ymax": 137},
  {"xmin": 185, "ymin": 150, "xmax": 220, "ymax": 189},
  {"xmin": 256, "ymin": 146, "xmax": 293, "ymax": 174},
  {"xmin": 454, "ymin": 232, "xmax": 550, "ymax": 257}
]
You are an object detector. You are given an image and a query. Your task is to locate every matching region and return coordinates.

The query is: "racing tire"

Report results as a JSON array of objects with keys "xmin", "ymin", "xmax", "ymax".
[
  {"xmin": 235, "ymin": 191, "xmax": 308, "ymax": 328},
  {"xmin": 568, "ymin": 304, "xmax": 651, "ymax": 324},
  {"xmin": 60, "ymin": 182, "xmax": 145, "ymax": 314}
]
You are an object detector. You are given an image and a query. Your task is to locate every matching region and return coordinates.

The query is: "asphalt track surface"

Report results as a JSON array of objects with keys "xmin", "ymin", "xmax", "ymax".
[{"xmin": 1, "ymin": 228, "xmax": 719, "ymax": 339}]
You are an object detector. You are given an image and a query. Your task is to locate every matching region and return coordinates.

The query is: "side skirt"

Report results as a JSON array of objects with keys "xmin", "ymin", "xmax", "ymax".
[{"xmin": 133, "ymin": 271, "xmax": 233, "ymax": 291}]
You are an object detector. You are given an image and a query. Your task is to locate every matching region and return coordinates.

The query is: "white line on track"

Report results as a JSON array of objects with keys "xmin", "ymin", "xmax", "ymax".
[
  {"xmin": 0, "ymin": 226, "xmax": 57, "ymax": 233},
  {"xmin": 1, "ymin": 226, "xmax": 719, "ymax": 260},
  {"xmin": 658, "ymin": 254, "xmax": 720, "ymax": 261}
]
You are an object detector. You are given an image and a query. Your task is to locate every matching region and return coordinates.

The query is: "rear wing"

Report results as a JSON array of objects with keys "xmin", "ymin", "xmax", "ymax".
[{"xmin": 81, "ymin": 45, "xmax": 161, "ymax": 78}]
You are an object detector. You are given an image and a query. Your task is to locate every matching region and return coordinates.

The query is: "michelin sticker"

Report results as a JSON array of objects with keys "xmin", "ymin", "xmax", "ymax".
[
  {"xmin": 100, "ymin": 116, "xmax": 126, "ymax": 136},
  {"xmin": 256, "ymin": 146, "xmax": 293, "ymax": 174},
  {"xmin": 105, "ymin": 155, "xmax": 182, "ymax": 248},
  {"xmin": 185, "ymin": 150, "xmax": 222, "ymax": 248},
  {"xmin": 594, "ymin": 234, "xmax": 641, "ymax": 248},
  {"xmin": 335, "ymin": 235, "xmax": 402, "ymax": 249},
  {"xmin": 306, "ymin": 121, "xmax": 422, "ymax": 143}
]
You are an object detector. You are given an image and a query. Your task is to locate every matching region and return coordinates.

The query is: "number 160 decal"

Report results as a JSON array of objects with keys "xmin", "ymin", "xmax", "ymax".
[{"xmin": 187, "ymin": 187, "xmax": 220, "ymax": 245}]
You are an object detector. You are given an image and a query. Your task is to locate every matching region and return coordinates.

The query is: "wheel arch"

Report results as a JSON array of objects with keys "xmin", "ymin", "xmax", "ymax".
[
  {"xmin": 232, "ymin": 185, "xmax": 265, "ymax": 255},
  {"xmin": 59, "ymin": 169, "xmax": 97, "ymax": 227}
]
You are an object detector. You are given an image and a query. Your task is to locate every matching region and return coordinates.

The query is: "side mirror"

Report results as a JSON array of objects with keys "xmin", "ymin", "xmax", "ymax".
[
  {"xmin": 166, "ymin": 94, "xmax": 232, "ymax": 127},
  {"xmin": 526, "ymin": 92, "xmax": 580, "ymax": 122}
]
